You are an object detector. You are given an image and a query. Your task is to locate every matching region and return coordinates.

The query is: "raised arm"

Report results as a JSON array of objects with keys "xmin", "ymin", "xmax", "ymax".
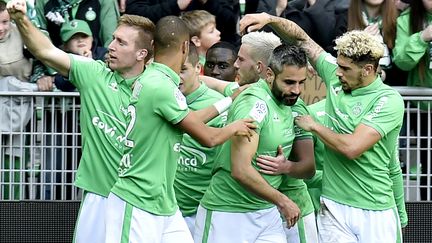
[
  {"xmin": 7, "ymin": 0, "xmax": 70, "ymax": 77},
  {"xmin": 239, "ymin": 12, "xmax": 324, "ymax": 67}
]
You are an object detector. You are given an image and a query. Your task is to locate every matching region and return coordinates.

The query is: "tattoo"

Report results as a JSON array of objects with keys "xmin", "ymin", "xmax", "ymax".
[{"xmin": 270, "ymin": 16, "xmax": 324, "ymax": 65}]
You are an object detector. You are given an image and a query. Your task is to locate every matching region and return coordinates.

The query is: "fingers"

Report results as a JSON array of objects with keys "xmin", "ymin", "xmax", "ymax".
[
  {"xmin": 256, "ymin": 162, "xmax": 277, "ymax": 173},
  {"xmin": 277, "ymin": 145, "xmax": 283, "ymax": 155}
]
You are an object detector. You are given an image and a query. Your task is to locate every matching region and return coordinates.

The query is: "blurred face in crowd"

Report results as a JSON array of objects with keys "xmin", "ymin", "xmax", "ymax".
[
  {"xmin": 64, "ymin": 33, "xmax": 93, "ymax": 56},
  {"xmin": 234, "ymin": 44, "xmax": 260, "ymax": 86},
  {"xmin": 204, "ymin": 47, "xmax": 237, "ymax": 81},
  {"xmin": 269, "ymin": 65, "xmax": 306, "ymax": 106},
  {"xmin": 198, "ymin": 23, "xmax": 220, "ymax": 52},
  {"xmin": 364, "ymin": 0, "xmax": 385, "ymax": 7},
  {"xmin": 423, "ymin": 0, "xmax": 432, "ymax": 12},
  {"xmin": 179, "ymin": 57, "xmax": 201, "ymax": 96},
  {"xmin": 0, "ymin": 10, "xmax": 11, "ymax": 40},
  {"xmin": 107, "ymin": 25, "xmax": 143, "ymax": 74}
]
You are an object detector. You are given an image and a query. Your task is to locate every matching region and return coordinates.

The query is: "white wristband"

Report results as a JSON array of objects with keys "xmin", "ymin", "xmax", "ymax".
[{"xmin": 213, "ymin": 97, "xmax": 232, "ymax": 114}]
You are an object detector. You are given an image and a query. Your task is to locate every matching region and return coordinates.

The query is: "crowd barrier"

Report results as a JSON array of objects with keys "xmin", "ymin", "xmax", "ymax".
[{"xmin": 0, "ymin": 88, "xmax": 431, "ymax": 201}]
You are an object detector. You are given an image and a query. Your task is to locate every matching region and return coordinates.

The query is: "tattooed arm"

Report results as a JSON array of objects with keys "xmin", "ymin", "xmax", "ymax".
[{"xmin": 239, "ymin": 12, "xmax": 324, "ymax": 67}]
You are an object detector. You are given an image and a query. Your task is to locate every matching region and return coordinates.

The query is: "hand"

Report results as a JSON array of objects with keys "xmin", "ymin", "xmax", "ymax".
[
  {"xmin": 80, "ymin": 49, "xmax": 93, "ymax": 59},
  {"xmin": 294, "ymin": 115, "xmax": 316, "ymax": 132},
  {"xmin": 177, "ymin": 0, "xmax": 192, "ymax": 10},
  {"xmin": 6, "ymin": 0, "xmax": 27, "ymax": 21},
  {"xmin": 37, "ymin": 75, "xmax": 55, "ymax": 91},
  {"xmin": 278, "ymin": 196, "xmax": 301, "ymax": 228},
  {"xmin": 364, "ymin": 23, "xmax": 380, "ymax": 36},
  {"xmin": 421, "ymin": 25, "xmax": 432, "ymax": 42},
  {"xmin": 230, "ymin": 84, "xmax": 250, "ymax": 101},
  {"xmin": 231, "ymin": 118, "xmax": 257, "ymax": 141},
  {"xmin": 239, "ymin": 12, "xmax": 272, "ymax": 35},
  {"xmin": 118, "ymin": 0, "xmax": 126, "ymax": 13},
  {"xmin": 256, "ymin": 145, "xmax": 292, "ymax": 175}
]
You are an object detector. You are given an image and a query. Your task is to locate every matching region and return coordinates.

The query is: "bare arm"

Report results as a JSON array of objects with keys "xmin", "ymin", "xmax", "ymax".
[
  {"xmin": 231, "ymin": 133, "xmax": 300, "ymax": 227},
  {"xmin": 200, "ymin": 75, "xmax": 234, "ymax": 94},
  {"xmin": 176, "ymin": 111, "xmax": 256, "ymax": 147},
  {"xmin": 256, "ymin": 139, "xmax": 315, "ymax": 178},
  {"xmin": 239, "ymin": 12, "xmax": 324, "ymax": 67},
  {"xmin": 7, "ymin": 0, "xmax": 70, "ymax": 77},
  {"xmin": 295, "ymin": 115, "xmax": 381, "ymax": 160}
]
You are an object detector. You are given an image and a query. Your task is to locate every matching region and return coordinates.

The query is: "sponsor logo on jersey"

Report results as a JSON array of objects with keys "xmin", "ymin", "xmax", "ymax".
[
  {"xmin": 249, "ymin": 100, "xmax": 267, "ymax": 123},
  {"xmin": 174, "ymin": 89, "xmax": 188, "ymax": 110},
  {"xmin": 177, "ymin": 145, "xmax": 207, "ymax": 172},
  {"xmin": 365, "ymin": 96, "xmax": 388, "ymax": 121}
]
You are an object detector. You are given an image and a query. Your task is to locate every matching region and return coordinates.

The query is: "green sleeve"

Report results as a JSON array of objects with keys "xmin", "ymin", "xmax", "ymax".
[
  {"xmin": 389, "ymin": 144, "xmax": 408, "ymax": 227},
  {"xmin": 304, "ymin": 169, "xmax": 322, "ymax": 189},
  {"xmin": 223, "ymin": 82, "xmax": 239, "ymax": 97},
  {"xmin": 393, "ymin": 13, "xmax": 429, "ymax": 71},
  {"xmin": 99, "ymin": 0, "xmax": 120, "ymax": 47},
  {"xmin": 35, "ymin": 0, "xmax": 49, "ymax": 30}
]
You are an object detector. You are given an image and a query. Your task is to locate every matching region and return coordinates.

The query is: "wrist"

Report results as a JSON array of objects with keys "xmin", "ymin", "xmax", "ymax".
[{"xmin": 213, "ymin": 97, "xmax": 232, "ymax": 114}]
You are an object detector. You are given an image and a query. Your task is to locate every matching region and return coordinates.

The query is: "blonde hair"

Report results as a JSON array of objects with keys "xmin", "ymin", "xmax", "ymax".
[
  {"xmin": 335, "ymin": 30, "xmax": 384, "ymax": 65},
  {"xmin": 180, "ymin": 10, "xmax": 216, "ymax": 37},
  {"xmin": 241, "ymin": 31, "xmax": 281, "ymax": 65}
]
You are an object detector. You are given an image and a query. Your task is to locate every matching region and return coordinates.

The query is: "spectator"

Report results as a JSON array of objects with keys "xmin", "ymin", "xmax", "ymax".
[
  {"xmin": 35, "ymin": 0, "xmax": 119, "ymax": 48},
  {"xmin": 180, "ymin": 10, "xmax": 220, "ymax": 67},
  {"xmin": 125, "ymin": 0, "xmax": 241, "ymax": 45},
  {"xmin": 393, "ymin": 0, "xmax": 432, "ymax": 200},
  {"xmin": 55, "ymin": 19, "xmax": 107, "ymax": 91},
  {"xmin": 204, "ymin": 41, "xmax": 238, "ymax": 81},
  {"xmin": 258, "ymin": 0, "xmax": 350, "ymax": 55},
  {"xmin": 0, "ymin": 0, "xmax": 37, "ymax": 200},
  {"xmin": 336, "ymin": 0, "xmax": 407, "ymax": 86}
]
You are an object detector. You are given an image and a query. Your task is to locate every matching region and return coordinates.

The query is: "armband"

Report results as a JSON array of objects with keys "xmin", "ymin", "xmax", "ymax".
[{"xmin": 213, "ymin": 97, "xmax": 233, "ymax": 114}]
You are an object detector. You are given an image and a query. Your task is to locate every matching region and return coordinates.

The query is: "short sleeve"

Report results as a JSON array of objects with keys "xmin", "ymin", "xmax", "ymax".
[
  {"xmin": 68, "ymin": 54, "xmax": 107, "ymax": 90},
  {"xmin": 154, "ymin": 86, "xmax": 189, "ymax": 124}
]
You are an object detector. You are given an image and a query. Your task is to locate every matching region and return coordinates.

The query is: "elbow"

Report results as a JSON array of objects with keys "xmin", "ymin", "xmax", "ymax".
[
  {"xmin": 342, "ymin": 148, "xmax": 362, "ymax": 160},
  {"xmin": 231, "ymin": 169, "xmax": 246, "ymax": 183},
  {"xmin": 304, "ymin": 167, "xmax": 316, "ymax": 179}
]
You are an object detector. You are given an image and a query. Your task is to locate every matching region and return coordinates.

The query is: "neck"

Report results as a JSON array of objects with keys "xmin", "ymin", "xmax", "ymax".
[
  {"xmin": 364, "ymin": 4, "xmax": 380, "ymax": 19},
  {"xmin": 119, "ymin": 63, "xmax": 145, "ymax": 79},
  {"xmin": 184, "ymin": 79, "xmax": 201, "ymax": 96},
  {"xmin": 154, "ymin": 52, "xmax": 183, "ymax": 74}
]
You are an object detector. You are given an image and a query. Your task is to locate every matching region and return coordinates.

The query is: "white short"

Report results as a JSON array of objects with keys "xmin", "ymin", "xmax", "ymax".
[
  {"xmin": 73, "ymin": 191, "xmax": 107, "ymax": 243},
  {"xmin": 184, "ymin": 214, "xmax": 196, "ymax": 237},
  {"xmin": 284, "ymin": 212, "xmax": 318, "ymax": 243},
  {"xmin": 318, "ymin": 197, "xmax": 402, "ymax": 243},
  {"xmin": 194, "ymin": 205, "xmax": 286, "ymax": 243},
  {"xmin": 105, "ymin": 193, "xmax": 193, "ymax": 243}
]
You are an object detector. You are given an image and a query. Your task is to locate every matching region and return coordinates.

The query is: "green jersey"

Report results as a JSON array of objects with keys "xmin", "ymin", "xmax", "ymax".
[
  {"xmin": 316, "ymin": 52, "xmax": 404, "ymax": 210},
  {"xmin": 279, "ymin": 99, "xmax": 314, "ymax": 216},
  {"xmin": 201, "ymin": 79, "xmax": 296, "ymax": 212},
  {"xmin": 111, "ymin": 62, "xmax": 189, "ymax": 216},
  {"xmin": 174, "ymin": 83, "xmax": 227, "ymax": 216},
  {"xmin": 304, "ymin": 99, "xmax": 326, "ymax": 213},
  {"xmin": 70, "ymin": 55, "xmax": 135, "ymax": 197}
]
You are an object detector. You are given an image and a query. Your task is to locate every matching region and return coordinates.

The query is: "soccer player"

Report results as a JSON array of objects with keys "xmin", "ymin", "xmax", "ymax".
[
  {"xmin": 6, "ymin": 1, "xmax": 154, "ymax": 242},
  {"xmin": 204, "ymin": 41, "xmax": 238, "ymax": 81},
  {"xmin": 194, "ymin": 44, "xmax": 308, "ymax": 243},
  {"xmin": 174, "ymin": 42, "xmax": 229, "ymax": 236},
  {"xmin": 105, "ymin": 16, "xmax": 256, "ymax": 243},
  {"xmin": 241, "ymin": 12, "xmax": 405, "ymax": 242}
]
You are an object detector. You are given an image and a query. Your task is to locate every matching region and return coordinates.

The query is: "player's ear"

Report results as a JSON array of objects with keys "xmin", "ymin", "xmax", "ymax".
[
  {"xmin": 265, "ymin": 67, "xmax": 275, "ymax": 86},
  {"xmin": 191, "ymin": 36, "xmax": 201, "ymax": 47},
  {"xmin": 137, "ymin": 49, "xmax": 148, "ymax": 61}
]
